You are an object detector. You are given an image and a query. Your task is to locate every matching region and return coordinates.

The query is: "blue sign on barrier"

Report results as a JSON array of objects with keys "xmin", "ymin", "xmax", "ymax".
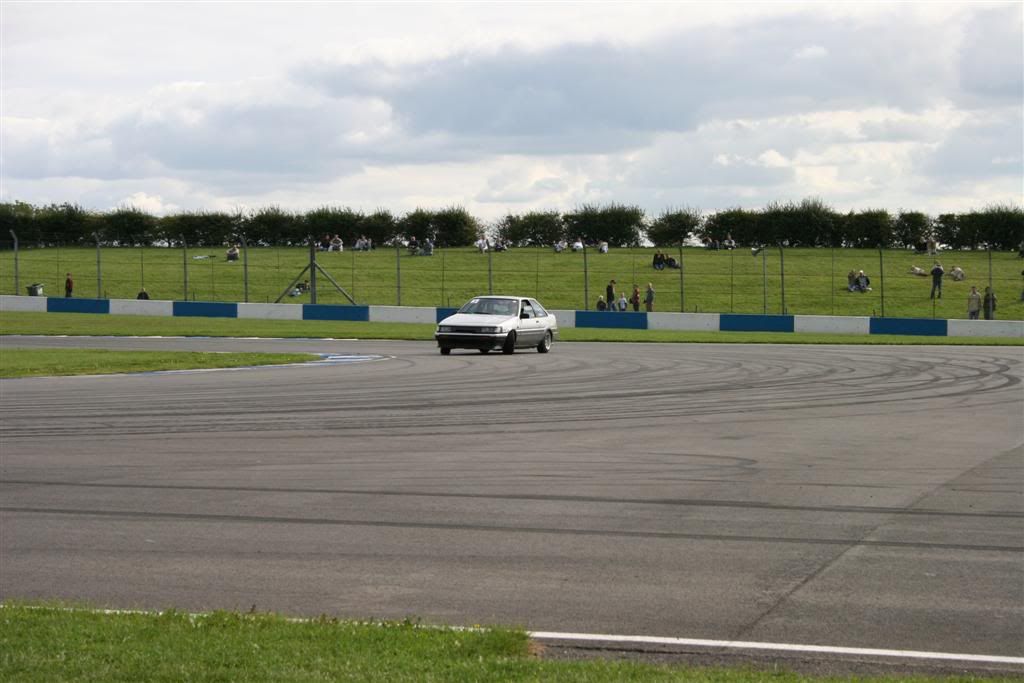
[
  {"xmin": 302, "ymin": 304, "xmax": 370, "ymax": 322},
  {"xmin": 720, "ymin": 314, "xmax": 794, "ymax": 333},
  {"xmin": 575, "ymin": 311, "xmax": 648, "ymax": 330},
  {"xmin": 870, "ymin": 317, "xmax": 948, "ymax": 336},
  {"xmin": 172, "ymin": 301, "xmax": 238, "ymax": 318},
  {"xmin": 436, "ymin": 307, "xmax": 459, "ymax": 323},
  {"xmin": 47, "ymin": 298, "xmax": 110, "ymax": 314}
]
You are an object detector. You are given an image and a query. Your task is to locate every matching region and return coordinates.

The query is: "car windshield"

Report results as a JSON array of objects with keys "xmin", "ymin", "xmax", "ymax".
[{"xmin": 458, "ymin": 298, "xmax": 519, "ymax": 316}]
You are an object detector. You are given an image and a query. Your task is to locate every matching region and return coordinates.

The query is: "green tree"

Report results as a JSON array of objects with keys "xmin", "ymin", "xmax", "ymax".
[
  {"xmin": 431, "ymin": 206, "xmax": 480, "ymax": 247},
  {"xmin": 99, "ymin": 207, "xmax": 158, "ymax": 246},
  {"xmin": 305, "ymin": 207, "xmax": 363, "ymax": 247},
  {"xmin": 702, "ymin": 208, "xmax": 760, "ymax": 246},
  {"xmin": 361, "ymin": 209, "xmax": 398, "ymax": 247},
  {"xmin": 841, "ymin": 209, "xmax": 893, "ymax": 248},
  {"xmin": 495, "ymin": 211, "xmax": 564, "ymax": 246},
  {"xmin": 241, "ymin": 207, "xmax": 300, "ymax": 246},
  {"xmin": 647, "ymin": 207, "xmax": 702, "ymax": 246},
  {"xmin": 893, "ymin": 211, "xmax": 931, "ymax": 249},
  {"xmin": 563, "ymin": 204, "xmax": 644, "ymax": 246},
  {"xmin": 35, "ymin": 203, "xmax": 92, "ymax": 245}
]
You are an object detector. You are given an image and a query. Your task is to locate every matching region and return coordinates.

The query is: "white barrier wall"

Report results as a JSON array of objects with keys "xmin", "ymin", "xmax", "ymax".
[
  {"xmin": 237, "ymin": 302, "xmax": 303, "ymax": 320},
  {"xmin": 794, "ymin": 315, "xmax": 871, "ymax": 335},
  {"xmin": 109, "ymin": 299, "xmax": 175, "ymax": 316},
  {"xmin": 552, "ymin": 310, "xmax": 576, "ymax": 329},
  {"xmin": 947, "ymin": 319, "xmax": 1024, "ymax": 338},
  {"xmin": 369, "ymin": 306, "xmax": 437, "ymax": 324},
  {"xmin": 647, "ymin": 312, "xmax": 719, "ymax": 331},
  {"xmin": 0, "ymin": 295, "xmax": 47, "ymax": 312}
]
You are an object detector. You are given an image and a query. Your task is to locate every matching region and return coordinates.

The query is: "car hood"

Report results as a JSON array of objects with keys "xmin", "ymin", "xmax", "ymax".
[{"xmin": 440, "ymin": 313, "xmax": 516, "ymax": 326}]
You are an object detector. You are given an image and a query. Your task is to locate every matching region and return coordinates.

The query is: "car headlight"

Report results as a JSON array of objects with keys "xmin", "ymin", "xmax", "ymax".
[
  {"xmin": 485, "ymin": 326, "xmax": 503, "ymax": 333},
  {"xmin": 438, "ymin": 325, "xmax": 453, "ymax": 332}
]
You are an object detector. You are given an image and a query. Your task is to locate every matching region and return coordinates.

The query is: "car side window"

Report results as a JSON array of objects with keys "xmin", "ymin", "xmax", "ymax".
[
  {"xmin": 520, "ymin": 301, "xmax": 536, "ymax": 318},
  {"xmin": 530, "ymin": 299, "xmax": 547, "ymax": 316}
]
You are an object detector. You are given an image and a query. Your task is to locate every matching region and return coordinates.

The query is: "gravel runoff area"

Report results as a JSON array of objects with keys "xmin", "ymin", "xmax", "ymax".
[{"xmin": 1, "ymin": 336, "xmax": 1021, "ymax": 676}]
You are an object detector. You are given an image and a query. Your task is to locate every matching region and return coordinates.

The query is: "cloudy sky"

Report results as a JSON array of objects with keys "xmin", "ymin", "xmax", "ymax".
[{"xmin": 1, "ymin": 1, "xmax": 1021, "ymax": 219}]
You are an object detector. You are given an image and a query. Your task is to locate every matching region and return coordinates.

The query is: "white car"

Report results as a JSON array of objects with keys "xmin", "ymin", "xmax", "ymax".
[{"xmin": 435, "ymin": 296, "xmax": 558, "ymax": 355}]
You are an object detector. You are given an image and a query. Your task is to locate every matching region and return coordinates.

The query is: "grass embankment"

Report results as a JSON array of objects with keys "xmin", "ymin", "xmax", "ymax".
[
  {"xmin": 2, "ymin": 245, "xmax": 1021, "ymax": 320},
  {"xmin": 2, "ymin": 311, "xmax": 1021, "ymax": 346},
  {"xmin": 0, "ymin": 605, "xmax": 1011, "ymax": 682},
  {"xmin": 0, "ymin": 348, "xmax": 317, "ymax": 378}
]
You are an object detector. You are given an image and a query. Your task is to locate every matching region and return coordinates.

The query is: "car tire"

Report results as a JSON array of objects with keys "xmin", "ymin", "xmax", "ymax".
[
  {"xmin": 440, "ymin": 347, "xmax": 451, "ymax": 355},
  {"xmin": 479, "ymin": 349, "xmax": 490, "ymax": 354},
  {"xmin": 537, "ymin": 331, "xmax": 552, "ymax": 353},
  {"xmin": 502, "ymin": 331, "xmax": 516, "ymax": 354}
]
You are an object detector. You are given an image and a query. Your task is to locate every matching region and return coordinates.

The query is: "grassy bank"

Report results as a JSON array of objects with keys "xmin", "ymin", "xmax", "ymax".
[
  {"xmin": 2, "ymin": 245, "xmax": 1021, "ymax": 320},
  {"xmin": 0, "ymin": 605, "xmax": 1011, "ymax": 682},
  {"xmin": 0, "ymin": 348, "xmax": 319, "ymax": 378},
  {"xmin": 2, "ymin": 311, "xmax": 1021, "ymax": 346}
]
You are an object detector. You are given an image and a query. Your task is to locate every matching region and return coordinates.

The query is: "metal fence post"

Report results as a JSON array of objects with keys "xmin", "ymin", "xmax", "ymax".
[
  {"xmin": 440, "ymin": 247, "xmax": 446, "ymax": 306},
  {"xmin": 487, "ymin": 246, "xmax": 493, "ymax": 295},
  {"xmin": 730, "ymin": 248, "xmax": 734, "ymax": 312},
  {"xmin": 94, "ymin": 233, "xmax": 102, "ymax": 298},
  {"xmin": 182, "ymin": 236, "xmax": 189, "ymax": 301},
  {"xmin": 878, "ymin": 246, "xmax": 885, "ymax": 317},
  {"xmin": 395, "ymin": 242, "xmax": 401, "ymax": 306},
  {"xmin": 309, "ymin": 238, "xmax": 317, "ymax": 305},
  {"xmin": 582, "ymin": 243, "xmax": 589, "ymax": 309},
  {"xmin": 9, "ymin": 230, "xmax": 18, "ymax": 295},
  {"xmin": 240, "ymin": 235, "xmax": 249, "ymax": 303},
  {"xmin": 678, "ymin": 243, "xmax": 685, "ymax": 312},
  {"xmin": 778, "ymin": 243, "xmax": 786, "ymax": 314},
  {"xmin": 988, "ymin": 245, "xmax": 993, "ymax": 290},
  {"xmin": 762, "ymin": 248, "xmax": 767, "ymax": 314},
  {"xmin": 140, "ymin": 247, "xmax": 145, "ymax": 290}
]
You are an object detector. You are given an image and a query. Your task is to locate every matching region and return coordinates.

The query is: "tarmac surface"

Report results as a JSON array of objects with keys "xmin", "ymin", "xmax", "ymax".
[{"xmin": 1, "ymin": 336, "xmax": 1022, "ymax": 674}]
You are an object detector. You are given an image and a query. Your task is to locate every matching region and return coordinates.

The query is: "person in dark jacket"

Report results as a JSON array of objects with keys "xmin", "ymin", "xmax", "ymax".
[
  {"xmin": 983, "ymin": 287, "xmax": 997, "ymax": 320},
  {"xmin": 136, "ymin": 288, "xmax": 150, "ymax": 300},
  {"xmin": 64, "ymin": 273, "xmax": 73, "ymax": 298},
  {"xmin": 930, "ymin": 263, "xmax": 944, "ymax": 299},
  {"xmin": 606, "ymin": 280, "xmax": 616, "ymax": 308}
]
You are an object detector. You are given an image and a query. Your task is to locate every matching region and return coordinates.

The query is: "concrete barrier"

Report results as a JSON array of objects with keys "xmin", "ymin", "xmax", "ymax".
[
  {"xmin": 370, "ymin": 306, "xmax": 437, "ymax": 324},
  {"xmin": 110, "ymin": 299, "xmax": 175, "ymax": 317},
  {"xmin": 870, "ymin": 317, "xmax": 947, "ymax": 336},
  {"xmin": 794, "ymin": 315, "xmax": 871, "ymax": 335},
  {"xmin": 0, "ymin": 295, "xmax": 47, "ymax": 313},
  {"xmin": 172, "ymin": 301, "xmax": 238, "ymax": 318},
  {"xmin": 237, "ymin": 302, "xmax": 302, "ymax": 320},
  {"xmin": 552, "ymin": 310, "xmax": 576, "ymax": 329},
  {"xmin": 47, "ymin": 298, "xmax": 110, "ymax": 314},
  {"xmin": 720, "ymin": 314, "xmax": 794, "ymax": 333},
  {"xmin": 947, "ymin": 319, "xmax": 1024, "ymax": 338},
  {"xmin": 647, "ymin": 312, "xmax": 719, "ymax": 331},
  {"xmin": 302, "ymin": 304, "xmax": 369, "ymax": 322},
  {"xmin": 576, "ymin": 311, "xmax": 648, "ymax": 329}
]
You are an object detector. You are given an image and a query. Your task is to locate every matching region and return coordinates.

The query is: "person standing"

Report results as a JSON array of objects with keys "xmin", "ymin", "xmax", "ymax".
[
  {"xmin": 966, "ymin": 286, "xmax": 981, "ymax": 320},
  {"xmin": 606, "ymin": 279, "xmax": 616, "ymax": 310},
  {"xmin": 64, "ymin": 272, "xmax": 73, "ymax": 298},
  {"xmin": 644, "ymin": 283, "xmax": 655, "ymax": 312},
  {"xmin": 930, "ymin": 262, "xmax": 944, "ymax": 299},
  {"xmin": 136, "ymin": 288, "xmax": 150, "ymax": 300},
  {"xmin": 983, "ymin": 287, "xmax": 997, "ymax": 320},
  {"xmin": 630, "ymin": 285, "xmax": 641, "ymax": 312}
]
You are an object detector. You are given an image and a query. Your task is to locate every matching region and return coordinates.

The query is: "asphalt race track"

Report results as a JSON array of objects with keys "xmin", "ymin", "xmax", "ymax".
[{"xmin": 1, "ymin": 336, "xmax": 1022, "ymax": 674}]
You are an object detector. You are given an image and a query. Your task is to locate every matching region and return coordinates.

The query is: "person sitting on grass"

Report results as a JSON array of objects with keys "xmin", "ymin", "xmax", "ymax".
[
  {"xmin": 910, "ymin": 265, "xmax": 926, "ymax": 276},
  {"xmin": 596, "ymin": 295, "xmax": 607, "ymax": 311},
  {"xmin": 226, "ymin": 245, "xmax": 240, "ymax": 261},
  {"xmin": 848, "ymin": 270, "xmax": 871, "ymax": 292},
  {"xmin": 653, "ymin": 251, "xmax": 665, "ymax": 270},
  {"xmin": 950, "ymin": 265, "xmax": 965, "ymax": 282}
]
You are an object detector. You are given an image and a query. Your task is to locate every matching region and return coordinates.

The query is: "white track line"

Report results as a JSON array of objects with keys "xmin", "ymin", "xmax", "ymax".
[{"xmin": 528, "ymin": 631, "xmax": 1024, "ymax": 665}]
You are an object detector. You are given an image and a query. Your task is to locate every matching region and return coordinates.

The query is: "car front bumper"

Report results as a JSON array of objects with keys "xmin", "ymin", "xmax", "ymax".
[{"xmin": 435, "ymin": 332, "xmax": 508, "ymax": 350}]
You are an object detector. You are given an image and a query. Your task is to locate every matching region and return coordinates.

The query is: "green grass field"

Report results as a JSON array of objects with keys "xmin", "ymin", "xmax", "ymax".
[
  {"xmin": 0, "ymin": 348, "xmax": 318, "ymax": 378},
  {"xmin": 2, "ymin": 245, "xmax": 1021, "ymax": 320},
  {"xmin": 1, "ymin": 605, "xmax": 1012, "ymax": 682},
  {"xmin": 2, "ymin": 312, "xmax": 1021, "ymax": 346}
]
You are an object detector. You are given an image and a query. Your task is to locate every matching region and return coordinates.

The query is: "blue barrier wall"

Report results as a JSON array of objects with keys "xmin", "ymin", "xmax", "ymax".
[
  {"xmin": 720, "ymin": 314, "xmax": 795, "ymax": 333},
  {"xmin": 302, "ymin": 304, "xmax": 370, "ymax": 322},
  {"xmin": 172, "ymin": 301, "xmax": 238, "ymax": 318},
  {"xmin": 47, "ymin": 298, "xmax": 110, "ymax": 314},
  {"xmin": 436, "ymin": 307, "xmax": 459, "ymax": 322},
  {"xmin": 576, "ymin": 311, "xmax": 648, "ymax": 329},
  {"xmin": 870, "ymin": 317, "xmax": 948, "ymax": 337}
]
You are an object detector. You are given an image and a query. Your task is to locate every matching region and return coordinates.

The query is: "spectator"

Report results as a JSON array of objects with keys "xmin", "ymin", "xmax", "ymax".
[
  {"xmin": 598, "ymin": 241, "xmax": 609, "ymax": 254},
  {"xmin": 408, "ymin": 235, "xmax": 420, "ymax": 254},
  {"xmin": 606, "ymin": 279, "xmax": 616, "ymax": 308},
  {"xmin": 950, "ymin": 265, "xmax": 965, "ymax": 282},
  {"xmin": 596, "ymin": 295, "xmax": 607, "ymax": 311},
  {"xmin": 136, "ymin": 288, "xmax": 150, "ymax": 300},
  {"xmin": 617, "ymin": 291, "xmax": 628, "ymax": 311},
  {"xmin": 571, "ymin": 238, "xmax": 584, "ymax": 252},
  {"xmin": 644, "ymin": 283, "xmax": 655, "ymax": 312},
  {"xmin": 474, "ymin": 236, "xmax": 488, "ymax": 252},
  {"xmin": 846, "ymin": 270, "xmax": 857, "ymax": 291},
  {"xmin": 226, "ymin": 245, "xmax": 240, "ymax": 261},
  {"xmin": 319, "ymin": 234, "xmax": 331, "ymax": 251},
  {"xmin": 665, "ymin": 255, "xmax": 680, "ymax": 269},
  {"xmin": 64, "ymin": 272, "xmax": 73, "ymax": 298},
  {"xmin": 930, "ymin": 262, "xmax": 944, "ymax": 299},
  {"xmin": 983, "ymin": 287, "xmax": 997, "ymax": 320},
  {"xmin": 653, "ymin": 251, "xmax": 665, "ymax": 270},
  {"xmin": 967, "ymin": 286, "xmax": 981, "ymax": 320},
  {"xmin": 421, "ymin": 238, "xmax": 434, "ymax": 256},
  {"xmin": 849, "ymin": 270, "xmax": 871, "ymax": 292},
  {"xmin": 630, "ymin": 285, "xmax": 641, "ymax": 312},
  {"xmin": 330, "ymin": 234, "xmax": 343, "ymax": 252},
  {"xmin": 909, "ymin": 265, "xmax": 926, "ymax": 276},
  {"xmin": 927, "ymin": 236, "xmax": 937, "ymax": 256},
  {"xmin": 554, "ymin": 239, "xmax": 567, "ymax": 253},
  {"xmin": 722, "ymin": 233, "xmax": 736, "ymax": 250},
  {"xmin": 494, "ymin": 239, "xmax": 507, "ymax": 252}
]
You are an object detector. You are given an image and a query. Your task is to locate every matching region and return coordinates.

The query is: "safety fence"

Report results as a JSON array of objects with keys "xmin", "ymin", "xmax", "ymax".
[
  {"xmin": 2, "ymin": 295, "xmax": 1021, "ymax": 338},
  {"xmin": 1, "ymin": 241, "xmax": 1021, "ymax": 321}
]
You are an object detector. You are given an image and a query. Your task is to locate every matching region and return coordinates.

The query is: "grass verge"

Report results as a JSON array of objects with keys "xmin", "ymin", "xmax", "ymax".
[
  {"xmin": 0, "ymin": 348, "xmax": 318, "ymax": 378},
  {"xmin": 1, "ymin": 604, "xmax": 1012, "ymax": 682},
  {"xmin": 2, "ymin": 311, "xmax": 1021, "ymax": 346}
]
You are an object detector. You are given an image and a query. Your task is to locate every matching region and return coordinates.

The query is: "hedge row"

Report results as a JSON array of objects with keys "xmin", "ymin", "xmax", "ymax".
[{"xmin": 1, "ymin": 199, "xmax": 1021, "ymax": 250}]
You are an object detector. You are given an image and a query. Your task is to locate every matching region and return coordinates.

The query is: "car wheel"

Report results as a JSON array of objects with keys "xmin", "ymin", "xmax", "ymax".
[
  {"xmin": 440, "ymin": 347, "xmax": 451, "ymax": 355},
  {"xmin": 479, "ymin": 349, "xmax": 490, "ymax": 354},
  {"xmin": 537, "ymin": 331, "xmax": 552, "ymax": 353},
  {"xmin": 502, "ymin": 331, "xmax": 516, "ymax": 354}
]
